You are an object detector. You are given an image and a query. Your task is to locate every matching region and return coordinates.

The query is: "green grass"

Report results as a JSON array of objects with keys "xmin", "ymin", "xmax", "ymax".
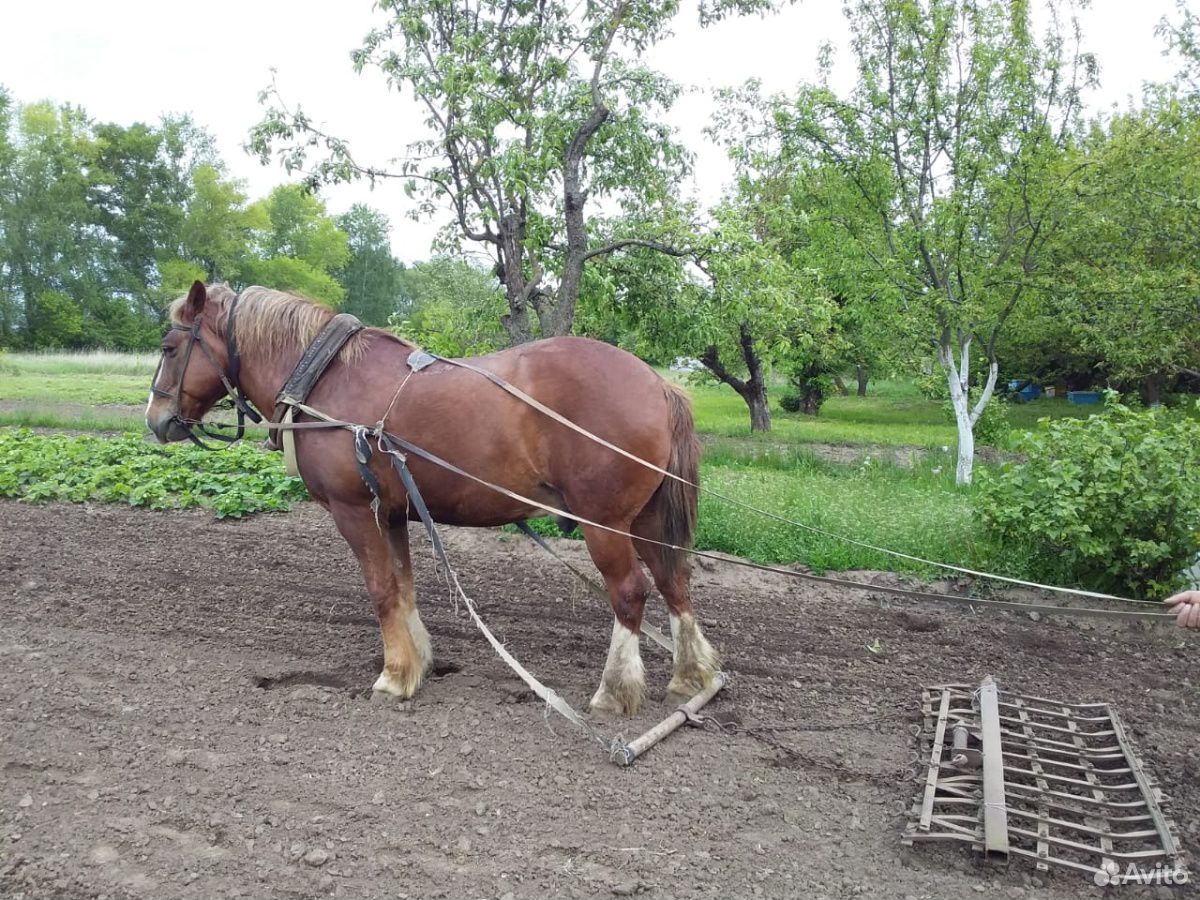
[
  {"xmin": 697, "ymin": 450, "xmax": 985, "ymax": 574},
  {"xmin": 685, "ymin": 377, "xmax": 956, "ymax": 448},
  {"xmin": 684, "ymin": 374, "xmax": 1109, "ymax": 450},
  {"xmin": 0, "ymin": 407, "xmax": 148, "ymax": 432},
  {"xmin": 523, "ymin": 445, "xmax": 988, "ymax": 575},
  {"xmin": 0, "ymin": 349, "xmax": 158, "ymax": 376},
  {"xmin": 0, "ymin": 372, "xmax": 149, "ymax": 405}
]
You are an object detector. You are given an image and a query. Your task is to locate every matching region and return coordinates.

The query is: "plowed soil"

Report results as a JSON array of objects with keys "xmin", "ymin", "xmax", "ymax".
[{"xmin": 1, "ymin": 499, "xmax": 1197, "ymax": 899}]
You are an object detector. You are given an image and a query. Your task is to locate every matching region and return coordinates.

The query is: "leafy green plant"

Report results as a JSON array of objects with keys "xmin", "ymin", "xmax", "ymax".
[
  {"xmin": 978, "ymin": 401, "xmax": 1200, "ymax": 598},
  {"xmin": 0, "ymin": 430, "xmax": 308, "ymax": 518},
  {"xmin": 779, "ymin": 392, "xmax": 803, "ymax": 413}
]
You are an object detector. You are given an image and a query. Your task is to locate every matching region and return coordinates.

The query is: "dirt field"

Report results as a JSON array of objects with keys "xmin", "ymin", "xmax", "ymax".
[{"xmin": 1, "ymin": 498, "xmax": 1198, "ymax": 899}]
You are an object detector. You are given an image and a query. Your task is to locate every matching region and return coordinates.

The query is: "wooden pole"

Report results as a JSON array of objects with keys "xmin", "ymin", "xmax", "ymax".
[{"xmin": 611, "ymin": 672, "xmax": 728, "ymax": 766}]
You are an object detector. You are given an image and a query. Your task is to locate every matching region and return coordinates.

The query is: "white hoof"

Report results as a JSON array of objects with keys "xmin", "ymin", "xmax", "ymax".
[{"xmin": 371, "ymin": 664, "xmax": 423, "ymax": 698}]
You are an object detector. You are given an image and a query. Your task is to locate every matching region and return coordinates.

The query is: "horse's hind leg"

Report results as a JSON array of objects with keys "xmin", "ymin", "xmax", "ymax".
[
  {"xmin": 581, "ymin": 524, "xmax": 651, "ymax": 716},
  {"xmin": 328, "ymin": 502, "xmax": 426, "ymax": 698},
  {"xmin": 631, "ymin": 513, "xmax": 719, "ymax": 697}
]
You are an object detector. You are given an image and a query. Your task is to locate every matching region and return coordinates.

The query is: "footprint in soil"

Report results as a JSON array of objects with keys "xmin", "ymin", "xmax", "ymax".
[
  {"xmin": 255, "ymin": 662, "xmax": 464, "ymax": 701},
  {"xmin": 254, "ymin": 671, "xmax": 351, "ymax": 691}
]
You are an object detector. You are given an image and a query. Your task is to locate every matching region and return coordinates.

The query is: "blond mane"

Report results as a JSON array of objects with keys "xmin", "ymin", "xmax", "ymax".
[{"xmin": 171, "ymin": 284, "xmax": 408, "ymax": 364}]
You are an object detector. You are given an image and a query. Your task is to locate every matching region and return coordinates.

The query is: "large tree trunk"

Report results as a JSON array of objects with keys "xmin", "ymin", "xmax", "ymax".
[
  {"xmin": 856, "ymin": 364, "xmax": 869, "ymax": 397},
  {"xmin": 832, "ymin": 374, "xmax": 849, "ymax": 396},
  {"xmin": 1141, "ymin": 373, "xmax": 1165, "ymax": 407},
  {"xmin": 700, "ymin": 322, "xmax": 772, "ymax": 432},
  {"xmin": 937, "ymin": 329, "xmax": 999, "ymax": 487},
  {"xmin": 496, "ymin": 212, "xmax": 536, "ymax": 344},
  {"xmin": 747, "ymin": 390, "xmax": 772, "ymax": 431}
]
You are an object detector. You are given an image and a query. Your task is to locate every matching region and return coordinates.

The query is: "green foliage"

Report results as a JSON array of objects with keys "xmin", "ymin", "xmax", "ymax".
[
  {"xmin": 778, "ymin": 392, "xmax": 803, "ymax": 413},
  {"xmin": 696, "ymin": 449, "xmax": 978, "ymax": 573},
  {"xmin": 391, "ymin": 257, "xmax": 507, "ymax": 356},
  {"xmin": 335, "ymin": 205, "xmax": 405, "ymax": 326},
  {"xmin": 978, "ymin": 401, "xmax": 1200, "ymax": 598},
  {"xmin": 243, "ymin": 185, "xmax": 349, "ymax": 306},
  {"xmin": 0, "ymin": 430, "xmax": 307, "ymax": 518}
]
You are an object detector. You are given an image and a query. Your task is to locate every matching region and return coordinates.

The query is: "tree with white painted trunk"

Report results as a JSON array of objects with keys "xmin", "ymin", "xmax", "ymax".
[{"xmin": 733, "ymin": 0, "xmax": 1092, "ymax": 483}]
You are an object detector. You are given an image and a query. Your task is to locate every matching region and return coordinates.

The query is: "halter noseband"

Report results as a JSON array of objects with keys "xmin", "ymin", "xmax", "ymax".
[{"xmin": 150, "ymin": 292, "xmax": 263, "ymax": 449}]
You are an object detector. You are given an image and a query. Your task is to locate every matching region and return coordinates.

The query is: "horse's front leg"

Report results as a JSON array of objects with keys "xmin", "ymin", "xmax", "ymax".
[
  {"xmin": 388, "ymin": 521, "xmax": 432, "ymax": 679},
  {"xmin": 328, "ymin": 501, "xmax": 427, "ymax": 698}
]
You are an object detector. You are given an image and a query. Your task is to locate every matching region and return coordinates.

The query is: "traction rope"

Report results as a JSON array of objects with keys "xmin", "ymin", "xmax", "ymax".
[
  {"xmin": 286, "ymin": 400, "xmax": 1172, "ymax": 623},
  {"xmin": 431, "ymin": 355, "xmax": 1160, "ymax": 607}
]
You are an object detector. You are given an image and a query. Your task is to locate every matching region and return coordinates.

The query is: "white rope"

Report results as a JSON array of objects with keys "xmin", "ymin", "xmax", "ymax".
[{"xmin": 435, "ymin": 356, "xmax": 1157, "ymax": 607}]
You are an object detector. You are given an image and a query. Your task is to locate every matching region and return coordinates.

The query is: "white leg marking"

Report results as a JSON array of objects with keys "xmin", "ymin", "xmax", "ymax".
[
  {"xmin": 408, "ymin": 607, "xmax": 432, "ymax": 673},
  {"xmin": 667, "ymin": 612, "xmax": 719, "ymax": 696},
  {"xmin": 590, "ymin": 619, "xmax": 645, "ymax": 714}
]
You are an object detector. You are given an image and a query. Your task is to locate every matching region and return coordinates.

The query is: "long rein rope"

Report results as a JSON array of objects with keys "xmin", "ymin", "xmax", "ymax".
[
  {"xmin": 429, "ymin": 356, "xmax": 1160, "ymax": 607},
  {"xmin": 270, "ymin": 397, "xmax": 1172, "ymax": 623}
]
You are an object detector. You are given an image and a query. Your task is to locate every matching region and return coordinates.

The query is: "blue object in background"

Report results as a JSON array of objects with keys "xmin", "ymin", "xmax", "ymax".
[
  {"xmin": 1067, "ymin": 391, "xmax": 1102, "ymax": 405},
  {"xmin": 1017, "ymin": 384, "xmax": 1043, "ymax": 402}
]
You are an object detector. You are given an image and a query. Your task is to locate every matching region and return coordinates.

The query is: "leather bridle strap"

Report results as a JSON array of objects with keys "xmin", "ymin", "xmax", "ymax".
[{"xmin": 151, "ymin": 292, "xmax": 263, "ymax": 450}]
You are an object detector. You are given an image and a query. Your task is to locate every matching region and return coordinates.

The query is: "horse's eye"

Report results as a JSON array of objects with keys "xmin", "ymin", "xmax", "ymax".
[{"xmin": 161, "ymin": 346, "xmax": 175, "ymax": 357}]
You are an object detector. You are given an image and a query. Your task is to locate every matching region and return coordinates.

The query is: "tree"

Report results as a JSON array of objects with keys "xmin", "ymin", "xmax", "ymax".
[
  {"xmin": 243, "ymin": 185, "xmax": 350, "ymax": 305},
  {"xmin": 250, "ymin": 0, "xmax": 779, "ymax": 344},
  {"xmin": 0, "ymin": 100, "xmax": 106, "ymax": 348},
  {"xmin": 0, "ymin": 87, "xmax": 18, "ymax": 345},
  {"xmin": 392, "ymin": 257, "xmax": 507, "ymax": 356},
  {"xmin": 335, "ymin": 204, "xmax": 404, "ymax": 326},
  {"xmin": 741, "ymin": 0, "xmax": 1093, "ymax": 483},
  {"xmin": 179, "ymin": 164, "xmax": 258, "ymax": 283},
  {"xmin": 1043, "ymin": 92, "xmax": 1200, "ymax": 402},
  {"xmin": 601, "ymin": 193, "xmax": 838, "ymax": 432}
]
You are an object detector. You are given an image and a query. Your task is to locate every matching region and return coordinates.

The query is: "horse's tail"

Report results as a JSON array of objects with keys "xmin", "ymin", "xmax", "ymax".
[{"xmin": 650, "ymin": 382, "xmax": 701, "ymax": 583}]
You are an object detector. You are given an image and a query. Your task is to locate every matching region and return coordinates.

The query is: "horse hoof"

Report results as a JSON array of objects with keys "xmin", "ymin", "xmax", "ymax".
[
  {"xmin": 372, "ymin": 667, "xmax": 422, "ymax": 698},
  {"xmin": 667, "ymin": 671, "xmax": 713, "ymax": 698},
  {"xmin": 590, "ymin": 683, "xmax": 643, "ymax": 717}
]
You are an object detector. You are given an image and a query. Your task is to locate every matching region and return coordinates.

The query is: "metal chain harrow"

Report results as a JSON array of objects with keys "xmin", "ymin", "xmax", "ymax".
[{"xmin": 904, "ymin": 678, "xmax": 1188, "ymax": 882}]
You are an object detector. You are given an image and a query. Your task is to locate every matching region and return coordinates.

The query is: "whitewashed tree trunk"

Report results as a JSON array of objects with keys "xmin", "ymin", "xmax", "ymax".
[{"xmin": 938, "ymin": 332, "xmax": 1000, "ymax": 486}]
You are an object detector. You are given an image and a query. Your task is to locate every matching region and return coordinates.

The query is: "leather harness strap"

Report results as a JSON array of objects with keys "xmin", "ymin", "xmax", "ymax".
[{"xmin": 267, "ymin": 313, "xmax": 364, "ymax": 453}]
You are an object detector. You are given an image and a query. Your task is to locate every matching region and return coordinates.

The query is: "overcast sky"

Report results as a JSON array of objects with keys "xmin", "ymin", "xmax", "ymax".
[{"xmin": 0, "ymin": 0, "xmax": 1185, "ymax": 262}]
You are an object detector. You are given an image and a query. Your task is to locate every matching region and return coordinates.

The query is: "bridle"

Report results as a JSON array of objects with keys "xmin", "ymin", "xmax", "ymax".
[{"xmin": 150, "ymin": 292, "xmax": 263, "ymax": 449}]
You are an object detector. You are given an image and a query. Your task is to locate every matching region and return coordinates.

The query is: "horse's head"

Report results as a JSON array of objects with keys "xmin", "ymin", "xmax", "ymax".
[{"xmin": 145, "ymin": 281, "xmax": 236, "ymax": 444}]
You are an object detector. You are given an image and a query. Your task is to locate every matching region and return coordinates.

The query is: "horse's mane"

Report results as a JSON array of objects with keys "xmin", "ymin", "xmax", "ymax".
[{"xmin": 171, "ymin": 284, "xmax": 412, "ymax": 364}]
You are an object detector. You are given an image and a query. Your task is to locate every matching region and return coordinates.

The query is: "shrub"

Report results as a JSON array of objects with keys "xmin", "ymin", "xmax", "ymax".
[
  {"xmin": 779, "ymin": 392, "xmax": 802, "ymax": 413},
  {"xmin": 978, "ymin": 400, "xmax": 1200, "ymax": 598}
]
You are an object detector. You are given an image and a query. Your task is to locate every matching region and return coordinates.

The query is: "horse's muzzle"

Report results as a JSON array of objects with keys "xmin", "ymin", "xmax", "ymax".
[{"xmin": 148, "ymin": 413, "xmax": 194, "ymax": 444}]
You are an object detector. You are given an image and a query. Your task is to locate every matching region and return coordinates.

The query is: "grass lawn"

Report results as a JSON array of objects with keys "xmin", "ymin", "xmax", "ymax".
[
  {"xmin": 0, "ymin": 373, "xmax": 149, "ymax": 405},
  {"xmin": 695, "ymin": 449, "xmax": 986, "ymax": 574},
  {"xmin": 684, "ymin": 373, "xmax": 1105, "ymax": 450},
  {"xmin": 1, "ymin": 350, "xmax": 158, "ymax": 376}
]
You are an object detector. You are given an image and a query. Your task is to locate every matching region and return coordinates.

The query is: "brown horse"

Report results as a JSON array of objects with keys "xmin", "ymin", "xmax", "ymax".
[{"xmin": 145, "ymin": 281, "xmax": 719, "ymax": 715}]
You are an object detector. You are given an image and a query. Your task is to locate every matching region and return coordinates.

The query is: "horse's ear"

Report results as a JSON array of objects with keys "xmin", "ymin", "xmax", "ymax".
[{"xmin": 183, "ymin": 281, "xmax": 207, "ymax": 320}]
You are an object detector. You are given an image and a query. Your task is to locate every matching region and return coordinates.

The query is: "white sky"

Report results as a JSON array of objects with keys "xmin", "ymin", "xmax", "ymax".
[{"xmin": 0, "ymin": 0, "xmax": 1184, "ymax": 262}]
